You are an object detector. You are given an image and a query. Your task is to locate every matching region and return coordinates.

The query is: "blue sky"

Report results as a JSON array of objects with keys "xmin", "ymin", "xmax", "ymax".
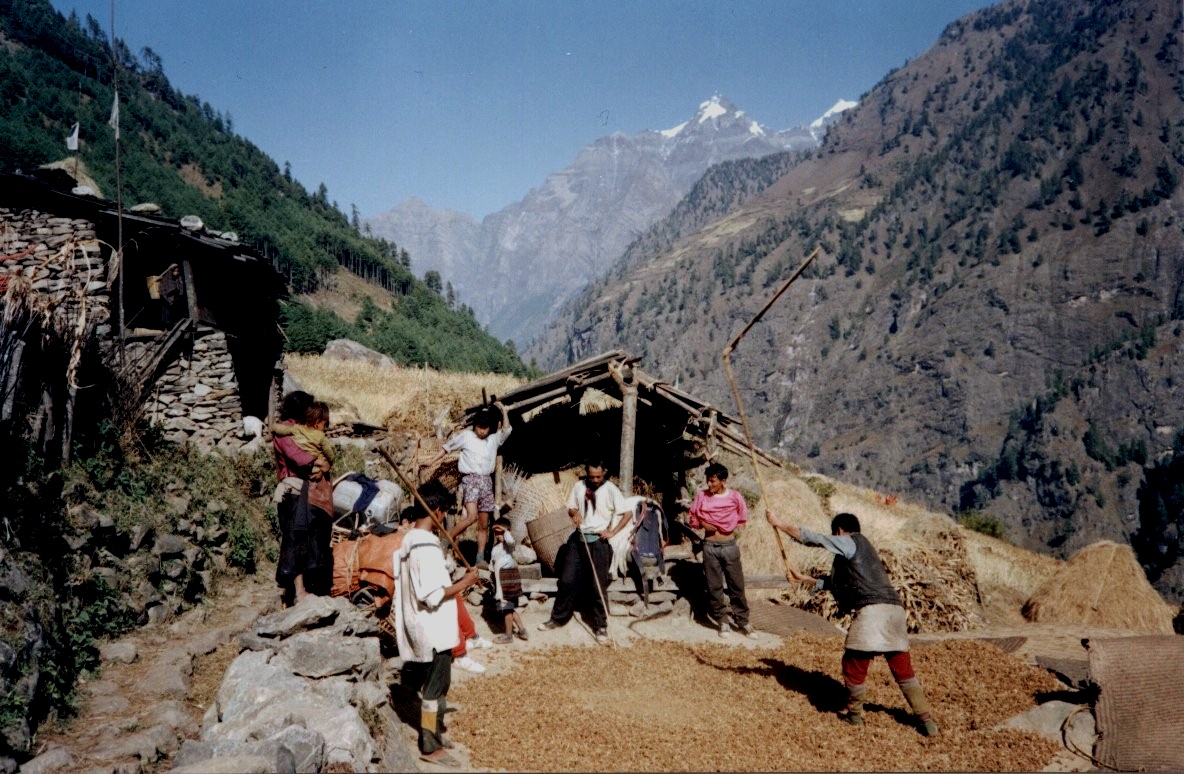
[{"xmin": 51, "ymin": 1, "xmax": 995, "ymax": 220}]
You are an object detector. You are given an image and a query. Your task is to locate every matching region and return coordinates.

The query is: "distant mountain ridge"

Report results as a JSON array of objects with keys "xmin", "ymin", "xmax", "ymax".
[{"xmin": 365, "ymin": 96, "xmax": 844, "ymax": 345}]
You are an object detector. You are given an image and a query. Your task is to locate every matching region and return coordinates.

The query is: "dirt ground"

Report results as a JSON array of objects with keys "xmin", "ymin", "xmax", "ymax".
[{"xmin": 32, "ymin": 566, "xmax": 1137, "ymax": 773}]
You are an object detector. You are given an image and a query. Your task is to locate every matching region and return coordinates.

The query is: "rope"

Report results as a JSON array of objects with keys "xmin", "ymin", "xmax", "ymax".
[{"xmin": 1061, "ymin": 705, "xmax": 1115, "ymax": 771}]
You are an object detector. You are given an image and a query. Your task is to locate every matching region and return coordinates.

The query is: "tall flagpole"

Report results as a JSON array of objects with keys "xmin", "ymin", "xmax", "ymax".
[{"xmin": 109, "ymin": 0, "xmax": 125, "ymax": 364}]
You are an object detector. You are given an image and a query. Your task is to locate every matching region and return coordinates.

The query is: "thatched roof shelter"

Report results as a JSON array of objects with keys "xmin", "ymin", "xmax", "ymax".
[{"xmin": 458, "ymin": 350, "xmax": 780, "ymax": 505}]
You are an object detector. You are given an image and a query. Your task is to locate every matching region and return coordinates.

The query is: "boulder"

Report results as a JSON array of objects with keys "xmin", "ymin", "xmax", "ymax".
[
  {"xmin": 14, "ymin": 745, "xmax": 73, "ymax": 774},
  {"xmin": 323, "ymin": 338, "xmax": 395, "ymax": 369},
  {"xmin": 279, "ymin": 631, "xmax": 381, "ymax": 679},
  {"xmin": 254, "ymin": 595, "xmax": 340, "ymax": 639}
]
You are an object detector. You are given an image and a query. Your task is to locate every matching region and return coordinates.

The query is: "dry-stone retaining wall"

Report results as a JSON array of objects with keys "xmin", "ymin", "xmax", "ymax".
[{"xmin": 136, "ymin": 328, "xmax": 251, "ymax": 450}]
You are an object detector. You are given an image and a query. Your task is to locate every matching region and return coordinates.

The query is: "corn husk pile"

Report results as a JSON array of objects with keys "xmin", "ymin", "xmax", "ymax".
[
  {"xmin": 1022, "ymin": 540, "xmax": 1176, "ymax": 633},
  {"xmin": 452, "ymin": 636, "xmax": 1060, "ymax": 771},
  {"xmin": 778, "ymin": 525, "xmax": 982, "ymax": 634}
]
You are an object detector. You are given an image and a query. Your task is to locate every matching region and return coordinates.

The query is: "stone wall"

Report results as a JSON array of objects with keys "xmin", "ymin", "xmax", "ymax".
[
  {"xmin": 136, "ymin": 328, "xmax": 254, "ymax": 450},
  {"xmin": 0, "ymin": 207, "xmax": 111, "ymax": 335}
]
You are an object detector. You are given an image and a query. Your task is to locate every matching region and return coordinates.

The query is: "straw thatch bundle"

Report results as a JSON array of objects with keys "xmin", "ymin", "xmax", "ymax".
[{"xmin": 1022, "ymin": 540, "xmax": 1176, "ymax": 633}]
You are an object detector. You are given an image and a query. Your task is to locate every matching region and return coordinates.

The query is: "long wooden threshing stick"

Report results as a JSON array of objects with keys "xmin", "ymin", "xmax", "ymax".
[
  {"xmin": 376, "ymin": 444, "xmax": 484, "ymax": 586},
  {"xmin": 721, "ymin": 246, "xmax": 820, "ymax": 582}
]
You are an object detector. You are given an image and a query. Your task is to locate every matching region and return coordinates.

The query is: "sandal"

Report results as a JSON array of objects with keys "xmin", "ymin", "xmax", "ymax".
[
  {"xmin": 420, "ymin": 751, "xmax": 461, "ymax": 768},
  {"xmin": 493, "ymin": 633, "xmax": 513, "ymax": 644},
  {"xmin": 513, "ymin": 627, "xmax": 529, "ymax": 641}
]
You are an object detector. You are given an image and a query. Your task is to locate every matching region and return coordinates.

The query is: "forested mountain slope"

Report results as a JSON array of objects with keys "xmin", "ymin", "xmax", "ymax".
[
  {"xmin": 0, "ymin": 0, "xmax": 527, "ymax": 375},
  {"xmin": 531, "ymin": 0, "xmax": 1184, "ymax": 599}
]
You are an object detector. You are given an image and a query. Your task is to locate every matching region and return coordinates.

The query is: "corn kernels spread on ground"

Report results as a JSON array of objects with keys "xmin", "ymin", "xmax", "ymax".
[{"xmin": 453, "ymin": 636, "xmax": 1061, "ymax": 771}]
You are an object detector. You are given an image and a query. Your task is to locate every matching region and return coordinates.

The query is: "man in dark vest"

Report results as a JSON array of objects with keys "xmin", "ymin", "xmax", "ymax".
[{"xmin": 765, "ymin": 510, "xmax": 939, "ymax": 736}]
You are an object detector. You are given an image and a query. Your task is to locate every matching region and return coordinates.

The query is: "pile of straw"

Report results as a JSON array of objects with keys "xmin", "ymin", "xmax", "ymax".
[
  {"xmin": 1022, "ymin": 540, "xmax": 1176, "ymax": 633},
  {"xmin": 283, "ymin": 352, "xmax": 521, "ymax": 432},
  {"xmin": 785, "ymin": 530, "xmax": 982, "ymax": 634}
]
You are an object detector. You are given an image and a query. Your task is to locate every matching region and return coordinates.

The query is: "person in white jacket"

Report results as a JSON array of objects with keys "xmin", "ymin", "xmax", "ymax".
[{"xmin": 394, "ymin": 481, "xmax": 480, "ymax": 766}]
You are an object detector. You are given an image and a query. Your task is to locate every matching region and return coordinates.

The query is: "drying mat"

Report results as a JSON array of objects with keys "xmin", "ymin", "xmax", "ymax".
[
  {"xmin": 976, "ymin": 635, "xmax": 1027, "ymax": 654},
  {"xmin": 1089, "ymin": 635, "xmax": 1184, "ymax": 771},
  {"xmin": 749, "ymin": 600, "xmax": 843, "ymax": 638}
]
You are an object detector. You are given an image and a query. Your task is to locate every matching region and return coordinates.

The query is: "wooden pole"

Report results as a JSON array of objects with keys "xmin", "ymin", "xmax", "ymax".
[
  {"xmin": 720, "ymin": 246, "xmax": 820, "ymax": 582},
  {"xmin": 614, "ymin": 362, "xmax": 638, "ymax": 497},
  {"xmin": 181, "ymin": 259, "xmax": 199, "ymax": 323},
  {"xmin": 376, "ymin": 444, "xmax": 483, "ymax": 587}
]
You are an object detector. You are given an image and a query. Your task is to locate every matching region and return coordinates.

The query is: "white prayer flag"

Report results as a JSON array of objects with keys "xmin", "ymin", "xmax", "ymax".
[
  {"xmin": 107, "ymin": 91, "xmax": 119, "ymax": 140},
  {"xmin": 66, "ymin": 122, "xmax": 80, "ymax": 151}
]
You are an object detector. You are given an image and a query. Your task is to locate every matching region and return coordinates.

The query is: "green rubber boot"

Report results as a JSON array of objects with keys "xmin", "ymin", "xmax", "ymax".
[
  {"xmin": 900, "ymin": 679, "xmax": 939, "ymax": 736},
  {"xmin": 840, "ymin": 684, "xmax": 866, "ymax": 727}
]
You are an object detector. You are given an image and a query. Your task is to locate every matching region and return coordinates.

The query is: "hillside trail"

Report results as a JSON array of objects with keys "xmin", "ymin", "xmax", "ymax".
[
  {"xmin": 27, "ymin": 570, "xmax": 281, "ymax": 774},
  {"xmin": 24, "ymin": 565, "xmax": 1131, "ymax": 773}
]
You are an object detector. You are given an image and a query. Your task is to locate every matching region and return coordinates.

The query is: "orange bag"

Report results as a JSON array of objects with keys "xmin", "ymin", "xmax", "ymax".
[
  {"xmin": 355, "ymin": 531, "xmax": 405, "ymax": 604},
  {"xmin": 331, "ymin": 538, "xmax": 360, "ymax": 597}
]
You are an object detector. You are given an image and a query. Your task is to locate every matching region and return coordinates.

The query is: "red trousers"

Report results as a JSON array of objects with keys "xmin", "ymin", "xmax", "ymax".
[
  {"xmin": 452, "ymin": 596, "xmax": 476, "ymax": 657},
  {"xmin": 841, "ymin": 649, "xmax": 916, "ymax": 687}
]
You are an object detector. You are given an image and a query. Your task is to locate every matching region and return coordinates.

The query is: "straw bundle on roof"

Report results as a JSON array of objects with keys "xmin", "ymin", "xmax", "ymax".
[{"xmin": 1022, "ymin": 540, "xmax": 1176, "ymax": 633}]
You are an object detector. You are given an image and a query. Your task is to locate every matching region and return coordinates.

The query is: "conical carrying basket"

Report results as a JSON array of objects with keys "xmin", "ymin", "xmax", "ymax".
[{"xmin": 526, "ymin": 507, "xmax": 574, "ymax": 572}]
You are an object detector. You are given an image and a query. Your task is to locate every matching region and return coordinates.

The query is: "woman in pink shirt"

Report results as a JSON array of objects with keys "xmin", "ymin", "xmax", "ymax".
[{"xmin": 688, "ymin": 462, "xmax": 753, "ymax": 638}]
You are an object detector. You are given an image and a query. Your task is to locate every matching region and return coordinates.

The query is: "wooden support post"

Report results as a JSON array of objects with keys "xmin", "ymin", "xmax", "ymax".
[
  {"xmin": 613, "ymin": 361, "xmax": 638, "ymax": 497},
  {"xmin": 1, "ymin": 340, "xmax": 24, "ymax": 422},
  {"xmin": 181, "ymin": 259, "xmax": 199, "ymax": 324},
  {"xmin": 494, "ymin": 453, "xmax": 504, "ymax": 508}
]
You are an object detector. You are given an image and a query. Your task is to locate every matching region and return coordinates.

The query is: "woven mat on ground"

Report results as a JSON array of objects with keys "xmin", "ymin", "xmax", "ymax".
[
  {"xmin": 976, "ymin": 635, "xmax": 1027, "ymax": 654},
  {"xmin": 1088, "ymin": 635, "xmax": 1184, "ymax": 772},
  {"xmin": 749, "ymin": 600, "xmax": 843, "ymax": 638}
]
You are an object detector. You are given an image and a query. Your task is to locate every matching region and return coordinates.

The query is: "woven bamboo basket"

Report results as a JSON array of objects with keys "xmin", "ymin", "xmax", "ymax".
[
  {"xmin": 377, "ymin": 611, "xmax": 397, "ymax": 643},
  {"xmin": 526, "ymin": 507, "xmax": 574, "ymax": 571}
]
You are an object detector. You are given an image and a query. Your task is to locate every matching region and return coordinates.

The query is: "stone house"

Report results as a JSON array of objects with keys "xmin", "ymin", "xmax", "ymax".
[{"xmin": 0, "ymin": 169, "xmax": 287, "ymax": 457}]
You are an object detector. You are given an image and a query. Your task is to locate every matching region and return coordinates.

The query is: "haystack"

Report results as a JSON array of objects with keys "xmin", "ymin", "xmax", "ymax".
[{"xmin": 1022, "ymin": 540, "xmax": 1176, "ymax": 633}]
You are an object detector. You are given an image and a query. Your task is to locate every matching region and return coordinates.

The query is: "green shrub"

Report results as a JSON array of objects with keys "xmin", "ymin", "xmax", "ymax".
[{"xmin": 956, "ymin": 509, "xmax": 1007, "ymax": 539}]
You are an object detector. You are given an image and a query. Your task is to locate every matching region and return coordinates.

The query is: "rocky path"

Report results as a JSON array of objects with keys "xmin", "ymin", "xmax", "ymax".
[{"xmin": 21, "ymin": 574, "xmax": 280, "ymax": 774}]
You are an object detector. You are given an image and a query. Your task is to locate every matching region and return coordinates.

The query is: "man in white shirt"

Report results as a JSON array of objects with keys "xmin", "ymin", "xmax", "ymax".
[
  {"xmin": 537, "ymin": 459, "xmax": 631, "ymax": 645},
  {"xmin": 394, "ymin": 481, "xmax": 480, "ymax": 765}
]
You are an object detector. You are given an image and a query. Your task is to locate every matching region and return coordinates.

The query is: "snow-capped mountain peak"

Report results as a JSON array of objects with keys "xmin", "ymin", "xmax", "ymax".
[
  {"xmin": 660, "ymin": 95, "xmax": 766, "ymax": 139},
  {"xmin": 810, "ymin": 98, "xmax": 858, "ymax": 130}
]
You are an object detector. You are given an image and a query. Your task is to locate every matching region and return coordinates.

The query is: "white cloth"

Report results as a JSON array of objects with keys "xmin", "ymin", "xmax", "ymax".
[
  {"xmin": 566, "ymin": 479, "xmax": 631, "ymax": 535},
  {"xmin": 443, "ymin": 427, "xmax": 511, "ymax": 475},
  {"xmin": 608, "ymin": 496, "xmax": 646, "ymax": 577},
  {"xmin": 490, "ymin": 534, "xmax": 517, "ymax": 602},
  {"xmin": 844, "ymin": 603, "xmax": 909, "ymax": 653},
  {"xmin": 392, "ymin": 527, "xmax": 459, "ymax": 662}
]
